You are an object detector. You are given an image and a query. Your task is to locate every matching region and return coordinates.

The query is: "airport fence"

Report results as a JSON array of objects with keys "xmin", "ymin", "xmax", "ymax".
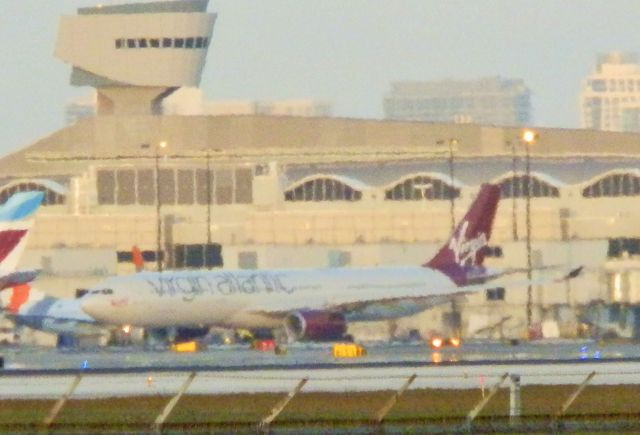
[{"xmin": 3, "ymin": 360, "xmax": 640, "ymax": 433}]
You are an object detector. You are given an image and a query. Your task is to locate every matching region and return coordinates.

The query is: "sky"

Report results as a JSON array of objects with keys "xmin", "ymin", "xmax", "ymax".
[{"xmin": 1, "ymin": 0, "xmax": 640, "ymax": 157}]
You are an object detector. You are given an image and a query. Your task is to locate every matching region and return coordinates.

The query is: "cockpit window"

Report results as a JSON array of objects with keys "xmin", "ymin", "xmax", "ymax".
[{"xmin": 89, "ymin": 289, "xmax": 114, "ymax": 295}]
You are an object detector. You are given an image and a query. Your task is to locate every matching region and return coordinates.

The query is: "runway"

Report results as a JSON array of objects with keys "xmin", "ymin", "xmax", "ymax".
[
  {"xmin": 1, "ymin": 338, "xmax": 632, "ymax": 371},
  {"xmin": 2, "ymin": 339, "xmax": 640, "ymax": 399}
]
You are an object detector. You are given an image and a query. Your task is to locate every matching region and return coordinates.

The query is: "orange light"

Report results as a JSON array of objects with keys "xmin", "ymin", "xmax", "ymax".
[
  {"xmin": 449, "ymin": 337, "xmax": 461, "ymax": 347},
  {"xmin": 431, "ymin": 351, "xmax": 443, "ymax": 364},
  {"xmin": 430, "ymin": 337, "xmax": 443, "ymax": 349},
  {"xmin": 122, "ymin": 324, "xmax": 131, "ymax": 334},
  {"xmin": 522, "ymin": 129, "xmax": 538, "ymax": 144}
]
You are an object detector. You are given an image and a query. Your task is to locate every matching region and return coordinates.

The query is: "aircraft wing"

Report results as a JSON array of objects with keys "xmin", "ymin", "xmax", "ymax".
[
  {"xmin": 246, "ymin": 265, "xmax": 584, "ymax": 323},
  {"xmin": 479, "ymin": 265, "xmax": 583, "ymax": 283}
]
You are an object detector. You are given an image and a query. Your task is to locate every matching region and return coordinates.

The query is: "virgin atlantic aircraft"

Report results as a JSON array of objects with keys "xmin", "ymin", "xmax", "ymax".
[{"xmin": 79, "ymin": 184, "xmax": 580, "ymax": 342}]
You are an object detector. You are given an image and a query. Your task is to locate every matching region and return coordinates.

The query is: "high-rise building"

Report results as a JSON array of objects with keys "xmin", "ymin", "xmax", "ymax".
[
  {"xmin": 383, "ymin": 77, "xmax": 531, "ymax": 126},
  {"xmin": 64, "ymin": 92, "xmax": 97, "ymax": 125},
  {"xmin": 580, "ymin": 52, "xmax": 640, "ymax": 132},
  {"xmin": 203, "ymin": 99, "xmax": 332, "ymax": 117},
  {"xmin": 67, "ymin": 86, "xmax": 333, "ymax": 119}
]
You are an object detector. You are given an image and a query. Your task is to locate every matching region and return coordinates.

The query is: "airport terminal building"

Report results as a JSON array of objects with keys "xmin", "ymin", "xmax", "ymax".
[{"xmin": 6, "ymin": 0, "xmax": 640, "ymax": 342}]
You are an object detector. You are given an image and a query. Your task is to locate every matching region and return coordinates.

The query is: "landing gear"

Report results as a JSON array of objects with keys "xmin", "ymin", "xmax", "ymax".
[{"xmin": 57, "ymin": 333, "xmax": 78, "ymax": 349}]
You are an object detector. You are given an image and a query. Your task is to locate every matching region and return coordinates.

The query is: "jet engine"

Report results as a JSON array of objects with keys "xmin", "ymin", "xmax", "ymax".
[{"xmin": 284, "ymin": 310, "xmax": 347, "ymax": 341}]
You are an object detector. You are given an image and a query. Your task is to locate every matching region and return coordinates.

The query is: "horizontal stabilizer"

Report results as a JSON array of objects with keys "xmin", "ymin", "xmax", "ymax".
[
  {"xmin": 0, "ymin": 269, "xmax": 39, "ymax": 291},
  {"xmin": 0, "ymin": 192, "xmax": 45, "ymax": 221}
]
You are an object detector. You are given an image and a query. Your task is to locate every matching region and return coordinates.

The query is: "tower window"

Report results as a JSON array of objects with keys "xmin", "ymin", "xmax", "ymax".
[
  {"xmin": 174, "ymin": 38, "xmax": 184, "ymax": 48},
  {"xmin": 126, "ymin": 39, "xmax": 136, "ymax": 48},
  {"xmin": 162, "ymin": 38, "xmax": 172, "ymax": 48},
  {"xmin": 149, "ymin": 38, "xmax": 160, "ymax": 48},
  {"xmin": 185, "ymin": 37, "xmax": 195, "ymax": 48}
]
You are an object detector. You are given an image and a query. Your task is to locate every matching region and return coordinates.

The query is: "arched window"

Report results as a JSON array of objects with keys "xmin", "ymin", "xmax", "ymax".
[
  {"xmin": 495, "ymin": 172, "xmax": 560, "ymax": 198},
  {"xmin": 582, "ymin": 171, "xmax": 640, "ymax": 198},
  {"xmin": 384, "ymin": 174, "xmax": 460, "ymax": 201},
  {"xmin": 284, "ymin": 175, "xmax": 364, "ymax": 202},
  {"xmin": 0, "ymin": 180, "xmax": 67, "ymax": 206}
]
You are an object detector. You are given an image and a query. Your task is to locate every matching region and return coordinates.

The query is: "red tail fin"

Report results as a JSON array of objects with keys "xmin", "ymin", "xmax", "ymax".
[
  {"xmin": 425, "ymin": 184, "xmax": 501, "ymax": 269},
  {"xmin": 132, "ymin": 245, "xmax": 144, "ymax": 272}
]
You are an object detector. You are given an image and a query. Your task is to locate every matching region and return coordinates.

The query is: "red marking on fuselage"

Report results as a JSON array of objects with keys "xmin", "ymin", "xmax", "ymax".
[
  {"xmin": 111, "ymin": 298, "xmax": 129, "ymax": 308},
  {"xmin": 7, "ymin": 284, "xmax": 30, "ymax": 314},
  {"xmin": 0, "ymin": 229, "xmax": 27, "ymax": 264}
]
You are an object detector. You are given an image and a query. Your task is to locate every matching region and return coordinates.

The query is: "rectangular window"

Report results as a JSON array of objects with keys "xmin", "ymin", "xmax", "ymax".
[
  {"xmin": 486, "ymin": 287, "xmax": 505, "ymax": 301},
  {"xmin": 174, "ymin": 244, "xmax": 222, "ymax": 269},
  {"xmin": 177, "ymin": 169, "xmax": 195, "ymax": 205},
  {"xmin": 150, "ymin": 38, "xmax": 160, "ymax": 48},
  {"xmin": 162, "ymin": 38, "xmax": 172, "ymax": 48},
  {"xmin": 328, "ymin": 250, "xmax": 351, "ymax": 267},
  {"xmin": 117, "ymin": 250, "xmax": 155, "ymax": 263},
  {"xmin": 623, "ymin": 238, "xmax": 640, "ymax": 255},
  {"xmin": 235, "ymin": 167, "xmax": 253, "ymax": 204},
  {"xmin": 205, "ymin": 244, "xmax": 223, "ymax": 268},
  {"xmin": 137, "ymin": 168, "xmax": 155, "ymax": 205},
  {"xmin": 115, "ymin": 39, "xmax": 124, "ymax": 49},
  {"xmin": 215, "ymin": 169, "xmax": 233, "ymax": 204},
  {"xmin": 608, "ymin": 239, "xmax": 622, "ymax": 258},
  {"xmin": 158, "ymin": 168, "xmax": 176, "ymax": 205},
  {"xmin": 174, "ymin": 38, "xmax": 185, "ymax": 48},
  {"xmin": 138, "ymin": 38, "xmax": 148, "ymax": 48},
  {"xmin": 195, "ymin": 168, "xmax": 212, "ymax": 205},
  {"xmin": 127, "ymin": 39, "xmax": 136, "ymax": 48},
  {"xmin": 97, "ymin": 170, "xmax": 115, "ymax": 205},
  {"xmin": 485, "ymin": 246, "xmax": 503, "ymax": 258},
  {"xmin": 186, "ymin": 245, "xmax": 204, "ymax": 268},
  {"xmin": 238, "ymin": 251, "xmax": 258, "ymax": 269},
  {"xmin": 195, "ymin": 37, "xmax": 204, "ymax": 48},
  {"xmin": 185, "ymin": 37, "xmax": 195, "ymax": 48},
  {"xmin": 203, "ymin": 37, "xmax": 209, "ymax": 47},
  {"xmin": 174, "ymin": 245, "xmax": 185, "ymax": 268},
  {"xmin": 116, "ymin": 251, "xmax": 133, "ymax": 263},
  {"xmin": 116, "ymin": 169, "xmax": 136, "ymax": 205}
]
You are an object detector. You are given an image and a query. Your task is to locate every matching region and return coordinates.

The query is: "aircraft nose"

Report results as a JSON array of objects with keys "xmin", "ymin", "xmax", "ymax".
[{"xmin": 80, "ymin": 296, "xmax": 106, "ymax": 321}]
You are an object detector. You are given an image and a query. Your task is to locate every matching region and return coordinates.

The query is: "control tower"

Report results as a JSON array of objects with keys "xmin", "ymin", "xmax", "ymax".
[{"xmin": 55, "ymin": 0, "xmax": 216, "ymax": 116}]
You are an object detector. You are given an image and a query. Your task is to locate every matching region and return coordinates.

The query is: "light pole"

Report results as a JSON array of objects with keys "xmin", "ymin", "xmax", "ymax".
[
  {"xmin": 508, "ymin": 140, "xmax": 518, "ymax": 241},
  {"xmin": 206, "ymin": 150, "xmax": 212, "ymax": 244},
  {"xmin": 438, "ymin": 138, "xmax": 459, "ymax": 233},
  {"xmin": 205, "ymin": 150, "xmax": 213, "ymax": 269},
  {"xmin": 522, "ymin": 129, "xmax": 537, "ymax": 334},
  {"xmin": 155, "ymin": 140, "xmax": 167, "ymax": 272}
]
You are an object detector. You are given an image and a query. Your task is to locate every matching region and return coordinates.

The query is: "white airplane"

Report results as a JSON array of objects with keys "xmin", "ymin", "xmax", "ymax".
[
  {"xmin": 79, "ymin": 183, "xmax": 581, "ymax": 342},
  {"xmin": 0, "ymin": 191, "xmax": 107, "ymax": 345}
]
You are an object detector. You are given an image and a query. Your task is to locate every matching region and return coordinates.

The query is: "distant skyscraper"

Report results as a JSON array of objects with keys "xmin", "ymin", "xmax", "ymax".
[
  {"xmin": 203, "ymin": 99, "xmax": 332, "ymax": 117},
  {"xmin": 580, "ymin": 52, "xmax": 640, "ymax": 132},
  {"xmin": 70, "ymin": 86, "xmax": 334, "ymax": 118},
  {"xmin": 383, "ymin": 77, "xmax": 531, "ymax": 126},
  {"xmin": 65, "ymin": 92, "xmax": 96, "ymax": 125}
]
